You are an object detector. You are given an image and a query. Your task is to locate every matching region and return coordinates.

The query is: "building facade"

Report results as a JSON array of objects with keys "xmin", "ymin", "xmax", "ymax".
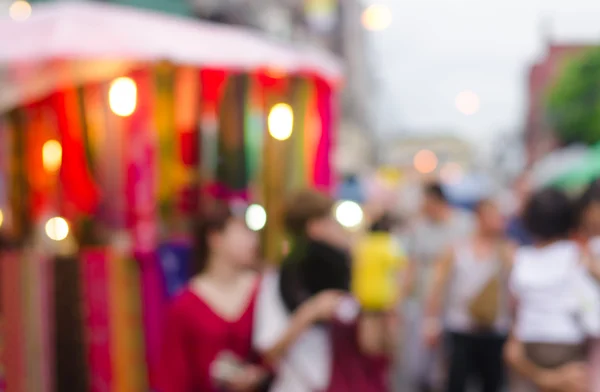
[{"xmin": 524, "ymin": 43, "xmax": 590, "ymax": 166}]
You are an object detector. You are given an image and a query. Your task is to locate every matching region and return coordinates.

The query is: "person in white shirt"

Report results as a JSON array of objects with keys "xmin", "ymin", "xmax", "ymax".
[
  {"xmin": 253, "ymin": 190, "xmax": 395, "ymax": 392},
  {"xmin": 505, "ymin": 188, "xmax": 600, "ymax": 392}
]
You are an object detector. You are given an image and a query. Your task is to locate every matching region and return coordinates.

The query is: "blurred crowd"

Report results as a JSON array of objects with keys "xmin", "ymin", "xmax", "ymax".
[{"xmin": 157, "ymin": 176, "xmax": 600, "ymax": 392}]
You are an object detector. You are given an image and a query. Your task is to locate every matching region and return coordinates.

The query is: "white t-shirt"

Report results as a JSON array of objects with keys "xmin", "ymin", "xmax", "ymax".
[
  {"xmin": 253, "ymin": 270, "xmax": 331, "ymax": 392},
  {"xmin": 510, "ymin": 241, "xmax": 600, "ymax": 344}
]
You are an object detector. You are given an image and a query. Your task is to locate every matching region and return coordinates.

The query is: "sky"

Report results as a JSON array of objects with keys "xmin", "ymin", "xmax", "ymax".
[{"xmin": 368, "ymin": 0, "xmax": 600, "ymax": 146}]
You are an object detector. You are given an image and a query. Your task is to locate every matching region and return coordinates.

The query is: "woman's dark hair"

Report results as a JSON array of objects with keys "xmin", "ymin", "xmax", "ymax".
[
  {"xmin": 191, "ymin": 201, "xmax": 233, "ymax": 275},
  {"xmin": 575, "ymin": 179, "xmax": 600, "ymax": 227},
  {"xmin": 424, "ymin": 182, "xmax": 448, "ymax": 203},
  {"xmin": 522, "ymin": 188, "xmax": 574, "ymax": 241},
  {"xmin": 370, "ymin": 214, "xmax": 396, "ymax": 233}
]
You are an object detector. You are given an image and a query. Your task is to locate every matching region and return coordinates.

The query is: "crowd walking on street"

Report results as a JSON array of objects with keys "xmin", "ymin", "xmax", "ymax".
[{"xmin": 158, "ymin": 179, "xmax": 600, "ymax": 392}]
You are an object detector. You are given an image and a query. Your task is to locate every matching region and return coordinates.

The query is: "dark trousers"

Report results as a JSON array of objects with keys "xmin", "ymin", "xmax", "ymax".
[{"xmin": 445, "ymin": 331, "xmax": 507, "ymax": 392}]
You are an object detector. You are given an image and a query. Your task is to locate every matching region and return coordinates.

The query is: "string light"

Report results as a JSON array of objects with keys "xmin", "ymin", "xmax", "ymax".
[
  {"xmin": 414, "ymin": 150, "xmax": 438, "ymax": 174},
  {"xmin": 335, "ymin": 200, "xmax": 364, "ymax": 230},
  {"xmin": 45, "ymin": 217, "xmax": 69, "ymax": 241},
  {"xmin": 109, "ymin": 77, "xmax": 137, "ymax": 117},
  {"xmin": 362, "ymin": 4, "xmax": 392, "ymax": 31},
  {"xmin": 268, "ymin": 103, "xmax": 294, "ymax": 141},
  {"xmin": 9, "ymin": 1, "xmax": 32, "ymax": 22},
  {"xmin": 42, "ymin": 140, "xmax": 62, "ymax": 172},
  {"xmin": 245, "ymin": 204, "xmax": 267, "ymax": 231}
]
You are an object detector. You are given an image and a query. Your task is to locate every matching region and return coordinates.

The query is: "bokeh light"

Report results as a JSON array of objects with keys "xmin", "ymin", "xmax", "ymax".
[
  {"xmin": 0, "ymin": 209, "xmax": 4, "ymax": 228},
  {"xmin": 268, "ymin": 103, "xmax": 294, "ymax": 141},
  {"xmin": 245, "ymin": 204, "xmax": 267, "ymax": 232},
  {"xmin": 109, "ymin": 77, "xmax": 137, "ymax": 117},
  {"xmin": 455, "ymin": 90, "xmax": 480, "ymax": 115},
  {"xmin": 45, "ymin": 217, "xmax": 69, "ymax": 241},
  {"xmin": 9, "ymin": 1, "xmax": 32, "ymax": 21},
  {"xmin": 414, "ymin": 149, "xmax": 438, "ymax": 174},
  {"xmin": 42, "ymin": 139, "xmax": 62, "ymax": 173},
  {"xmin": 361, "ymin": 4, "xmax": 392, "ymax": 31},
  {"xmin": 335, "ymin": 200, "xmax": 364, "ymax": 229},
  {"xmin": 440, "ymin": 162, "xmax": 464, "ymax": 185}
]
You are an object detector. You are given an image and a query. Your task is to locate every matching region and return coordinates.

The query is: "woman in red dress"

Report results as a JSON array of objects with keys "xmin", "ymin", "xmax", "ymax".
[{"xmin": 158, "ymin": 203, "xmax": 268, "ymax": 392}]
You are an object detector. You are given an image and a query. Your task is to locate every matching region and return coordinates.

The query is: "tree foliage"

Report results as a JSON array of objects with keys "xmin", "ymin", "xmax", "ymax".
[{"xmin": 546, "ymin": 48, "xmax": 600, "ymax": 145}]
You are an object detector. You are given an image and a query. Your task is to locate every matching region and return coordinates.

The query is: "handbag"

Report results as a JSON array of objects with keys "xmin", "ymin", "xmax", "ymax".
[{"xmin": 468, "ymin": 242, "xmax": 509, "ymax": 329}]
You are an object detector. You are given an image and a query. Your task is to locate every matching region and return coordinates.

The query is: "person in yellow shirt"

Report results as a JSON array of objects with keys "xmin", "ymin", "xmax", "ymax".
[{"xmin": 353, "ymin": 214, "xmax": 407, "ymax": 312}]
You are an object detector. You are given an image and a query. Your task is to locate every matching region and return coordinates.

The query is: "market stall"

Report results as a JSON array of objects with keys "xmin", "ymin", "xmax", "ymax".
[{"xmin": 0, "ymin": 2, "xmax": 343, "ymax": 391}]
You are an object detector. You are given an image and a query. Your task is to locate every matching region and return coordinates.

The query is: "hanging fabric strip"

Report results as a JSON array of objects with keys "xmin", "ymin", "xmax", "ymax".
[
  {"xmin": 125, "ymin": 70, "xmax": 158, "ymax": 255},
  {"xmin": 217, "ymin": 74, "xmax": 248, "ymax": 198},
  {"xmin": 81, "ymin": 249, "xmax": 113, "ymax": 392},
  {"xmin": 53, "ymin": 89, "xmax": 100, "ymax": 217},
  {"xmin": 108, "ymin": 251, "xmax": 148, "ymax": 392},
  {"xmin": 8, "ymin": 109, "xmax": 30, "ymax": 240},
  {"xmin": 313, "ymin": 78, "xmax": 334, "ymax": 192},
  {"xmin": 154, "ymin": 63, "xmax": 177, "ymax": 220},
  {"xmin": 199, "ymin": 69, "xmax": 228, "ymax": 191},
  {"xmin": 1, "ymin": 251, "xmax": 25, "ymax": 392},
  {"xmin": 0, "ymin": 116, "xmax": 9, "ymax": 227},
  {"xmin": 138, "ymin": 252, "xmax": 167, "ymax": 391},
  {"xmin": 287, "ymin": 78, "xmax": 310, "ymax": 191},
  {"xmin": 303, "ymin": 81, "xmax": 318, "ymax": 188},
  {"xmin": 53, "ymin": 256, "xmax": 88, "ymax": 392},
  {"xmin": 21, "ymin": 250, "xmax": 52, "ymax": 392},
  {"xmin": 174, "ymin": 66, "xmax": 200, "ymax": 214},
  {"xmin": 244, "ymin": 74, "xmax": 265, "ymax": 188}
]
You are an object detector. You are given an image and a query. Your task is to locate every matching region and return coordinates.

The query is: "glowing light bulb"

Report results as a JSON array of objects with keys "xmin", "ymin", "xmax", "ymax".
[
  {"xmin": 109, "ymin": 77, "xmax": 137, "ymax": 117},
  {"xmin": 414, "ymin": 150, "xmax": 438, "ymax": 174},
  {"xmin": 42, "ymin": 139, "xmax": 62, "ymax": 172},
  {"xmin": 361, "ymin": 4, "xmax": 392, "ymax": 31},
  {"xmin": 9, "ymin": 1, "xmax": 32, "ymax": 22},
  {"xmin": 245, "ymin": 204, "xmax": 267, "ymax": 232},
  {"xmin": 335, "ymin": 200, "xmax": 364, "ymax": 229},
  {"xmin": 45, "ymin": 217, "xmax": 69, "ymax": 241},
  {"xmin": 268, "ymin": 103, "xmax": 294, "ymax": 141},
  {"xmin": 455, "ymin": 90, "xmax": 480, "ymax": 115}
]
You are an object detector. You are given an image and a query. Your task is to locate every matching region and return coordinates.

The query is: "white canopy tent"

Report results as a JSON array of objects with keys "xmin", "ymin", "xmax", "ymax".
[{"xmin": 0, "ymin": 1, "xmax": 343, "ymax": 111}]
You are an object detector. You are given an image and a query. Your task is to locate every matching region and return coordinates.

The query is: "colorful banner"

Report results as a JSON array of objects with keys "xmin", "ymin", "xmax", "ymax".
[{"xmin": 81, "ymin": 249, "xmax": 113, "ymax": 392}]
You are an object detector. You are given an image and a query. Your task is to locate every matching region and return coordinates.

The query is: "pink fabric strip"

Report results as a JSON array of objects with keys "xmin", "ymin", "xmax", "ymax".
[
  {"xmin": 313, "ymin": 77, "xmax": 334, "ymax": 192},
  {"xmin": 81, "ymin": 249, "xmax": 112, "ymax": 392},
  {"xmin": 138, "ymin": 252, "xmax": 167, "ymax": 390}
]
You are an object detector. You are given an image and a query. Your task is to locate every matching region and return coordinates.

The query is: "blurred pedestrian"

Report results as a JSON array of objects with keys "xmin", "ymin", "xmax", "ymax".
[
  {"xmin": 402, "ymin": 182, "xmax": 475, "ymax": 392},
  {"xmin": 158, "ymin": 202, "xmax": 270, "ymax": 392},
  {"xmin": 506, "ymin": 175, "xmax": 534, "ymax": 246},
  {"xmin": 505, "ymin": 188, "xmax": 600, "ymax": 392},
  {"xmin": 253, "ymin": 189, "xmax": 395, "ymax": 392},
  {"xmin": 575, "ymin": 179, "xmax": 600, "ymax": 391},
  {"xmin": 424, "ymin": 199, "xmax": 513, "ymax": 392}
]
